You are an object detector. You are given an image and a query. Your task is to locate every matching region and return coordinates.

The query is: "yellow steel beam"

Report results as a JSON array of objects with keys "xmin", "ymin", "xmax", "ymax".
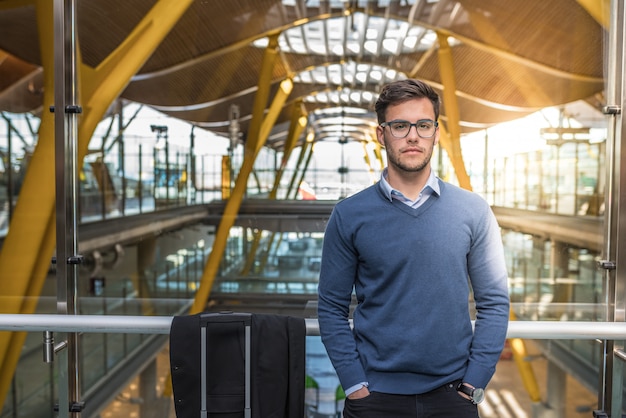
[
  {"xmin": 0, "ymin": 0, "xmax": 194, "ymax": 407},
  {"xmin": 436, "ymin": 32, "xmax": 472, "ymax": 191},
  {"xmin": 270, "ymin": 106, "xmax": 307, "ymax": 199},
  {"xmin": 437, "ymin": 32, "xmax": 540, "ymax": 404},
  {"xmin": 190, "ymin": 77, "xmax": 294, "ymax": 313},
  {"xmin": 255, "ymin": 231, "xmax": 276, "ymax": 275},
  {"xmin": 239, "ymin": 40, "xmax": 302, "ymax": 276},
  {"xmin": 259, "ymin": 82, "xmax": 294, "ymax": 155},
  {"xmin": 362, "ymin": 141, "xmax": 373, "ymax": 178},
  {"xmin": 252, "ymin": 108, "xmax": 307, "ymax": 272},
  {"xmin": 190, "ymin": 28, "xmax": 293, "ymax": 313},
  {"xmin": 286, "ymin": 135, "xmax": 313, "ymax": 198},
  {"xmin": 0, "ymin": 1, "xmax": 62, "ymax": 407},
  {"xmin": 437, "ymin": 34, "xmax": 540, "ymax": 402},
  {"xmin": 247, "ymin": 34, "xmax": 280, "ymax": 157},
  {"xmin": 241, "ymin": 233, "xmax": 262, "ymax": 276},
  {"xmin": 361, "ymin": 139, "xmax": 382, "ymax": 185},
  {"xmin": 290, "ymin": 140, "xmax": 315, "ymax": 200},
  {"xmin": 372, "ymin": 140, "xmax": 384, "ymax": 173},
  {"xmin": 576, "ymin": 0, "xmax": 610, "ymax": 28},
  {"xmin": 436, "ymin": 123, "xmax": 471, "ymax": 190},
  {"xmin": 509, "ymin": 309, "xmax": 542, "ymax": 402}
]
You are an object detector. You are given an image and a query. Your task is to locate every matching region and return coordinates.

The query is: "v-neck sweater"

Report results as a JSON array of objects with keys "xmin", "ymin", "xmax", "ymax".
[{"xmin": 318, "ymin": 179, "xmax": 510, "ymax": 395}]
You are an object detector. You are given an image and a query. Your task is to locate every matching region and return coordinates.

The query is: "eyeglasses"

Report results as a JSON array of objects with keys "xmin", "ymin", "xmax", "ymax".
[{"xmin": 380, "ymin": 119, "xmax": 439, "ymax": 139}]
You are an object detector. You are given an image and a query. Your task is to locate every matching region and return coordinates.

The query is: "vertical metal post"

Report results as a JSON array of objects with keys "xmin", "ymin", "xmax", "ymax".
[
  {"xmin": 174, "ymin": 151, "xmax": 179, "ymax": 206},
  {"xmin": 99, "ymin": 141, "xmax": 106, "ymax": 219},
  {"xmin": 138, "ymin": 144, "xmax": 143, "ymax": 212},
  {"xmin": 190, "ymin": 126, "xmax": 196, "ymax": 203},
  {"xmin": 597, "ymin": 0, "xmax": 625, "ymax": 415},
  {"xmin": 118, "ymin": 102, "xmax": 126, "ymax": 215},
  {"xmin": 165, "ymin": 139, "xmax": 170, "ymax": 203},
  {"xmin": 6, "ymin": 119, "xmax": 13, "ymax": 221},
  {"xmin": 229, "ymin": 104, "xmax": 240, "ymax": 194},
  {"xmin": 53, "ymin": 0, "xmax": 83, "ymax": 416},
  {"xmin": 483, "ymin": 130, "xmax": 488, "ymax": 201}
]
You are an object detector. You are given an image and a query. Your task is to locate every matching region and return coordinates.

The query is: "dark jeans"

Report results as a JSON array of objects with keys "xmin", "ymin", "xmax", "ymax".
[{"xmin": 342, "ymin": 381, "xmax": 480, "ymax": 418}]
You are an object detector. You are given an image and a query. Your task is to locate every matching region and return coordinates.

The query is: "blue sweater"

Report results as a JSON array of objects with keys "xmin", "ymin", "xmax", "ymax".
[{"xmin": 317, "ymin": 179, "xmax": 510, "ymax": 395}]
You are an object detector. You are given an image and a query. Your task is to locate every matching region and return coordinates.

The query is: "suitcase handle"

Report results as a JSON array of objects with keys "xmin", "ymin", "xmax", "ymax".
[
  {"xmin": 200, "ymin": 311, "xmax": 252, "ymax": 418},
  {"xmin": 200, "ymin": 311, "xmax": 251, "ymax": 326}
]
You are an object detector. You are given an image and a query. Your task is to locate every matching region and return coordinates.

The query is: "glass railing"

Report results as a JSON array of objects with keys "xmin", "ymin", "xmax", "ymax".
[
  {"xmin": 0, "ymin": 108, "xmax": 608, "ymax": 241},
  {"xmin": 478, "ymin": 142, "xmax": 605, "ymax": 217},
  {"xmin": 0, "ymin": 206, "xmax": 614, "ymax": 417}
]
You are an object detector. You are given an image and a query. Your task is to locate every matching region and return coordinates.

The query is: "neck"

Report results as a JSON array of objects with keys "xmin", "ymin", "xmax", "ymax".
[{"xmin": 386, "ymin": 166, "xmax": 431, "ymax": 200}]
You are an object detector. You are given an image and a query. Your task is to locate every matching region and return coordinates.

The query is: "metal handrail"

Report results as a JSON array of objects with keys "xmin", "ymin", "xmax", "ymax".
[{"xmin": 2, "ymin": 314, "xmax": 626, "ymax": 339}]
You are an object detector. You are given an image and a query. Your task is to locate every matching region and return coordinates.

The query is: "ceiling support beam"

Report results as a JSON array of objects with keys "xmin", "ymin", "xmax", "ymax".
[
  {"xmin": 290, "ymin": 140, "xmax": 315, "ymax": 200},
  {"xmin": 190, "ymin": 31, "xmax": 294, "ymax": 313},
  {"xmin": 361, "ymin": 141, "xmax": 375, "ymax": 184},
  {"xmin": 0, "ymin": 0, "xmax": 194, "ymax": 408},
  {"xmin": 241, "ymin": 106, "xmax": 307, "ymax": 275},
  {"xmin": 576, "ymin": 0, "xmax": 610, "ymax": 28},
  {"xmin": 286, "ymin": 134, "xmax": 313, "ymax": 200},
  {"xmin": 271, "ymin": 105, "xmax": 308, "ymax": 200},
  {"xmin": 436, "ymin": 32, "xmax": 471, "ymax": 191},
  {"xmin": 438, "ymin": 29, "xmax": 543, "ymax": 410},
  {"xmin": 362, "ymin": 139, "xmax": 383, "ymax": 186},
  {"xmin": 242, "ymin": 106, "xmax": 307, "ymax": 274}
]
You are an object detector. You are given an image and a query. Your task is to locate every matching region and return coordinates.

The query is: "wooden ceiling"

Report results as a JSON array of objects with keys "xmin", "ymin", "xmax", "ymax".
[{"xmin": 0, "ymin": 0, "xmax": 606, "ymax": 150}]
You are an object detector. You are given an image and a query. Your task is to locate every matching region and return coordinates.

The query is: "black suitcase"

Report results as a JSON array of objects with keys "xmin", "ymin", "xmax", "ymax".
[{"xmin": 170, "ymin": 311, "xmax": 306, "ymax": 418}]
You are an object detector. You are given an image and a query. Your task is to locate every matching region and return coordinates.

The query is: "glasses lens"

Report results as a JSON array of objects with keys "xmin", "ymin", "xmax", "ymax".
[
  {"xmin": 416, "ymin": 121, "xmax": 435, "ymax": 137},
  {"xmin": 389, "ymin": 121, "xmax": 410, "ymax": 137}
]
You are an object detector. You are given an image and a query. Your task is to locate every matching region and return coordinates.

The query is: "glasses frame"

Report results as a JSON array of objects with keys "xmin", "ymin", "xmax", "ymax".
[{"xmin": 380, "ymin": 119, "xmax": 439, "ymax": 139}]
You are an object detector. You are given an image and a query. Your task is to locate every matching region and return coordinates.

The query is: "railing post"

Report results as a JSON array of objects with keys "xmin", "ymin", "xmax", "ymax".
[
  {"xmin": 53, "ymin": 0, "xmax": 83, "ymax": 415},
  {"xmin": 598, "ymin": 0, "xmax": 626, "ymax": 415}
]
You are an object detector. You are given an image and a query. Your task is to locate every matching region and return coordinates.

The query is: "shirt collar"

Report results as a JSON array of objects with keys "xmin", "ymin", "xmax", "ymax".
[{"xmin": 379, "ymin": 167, "xmax": 440, "ymax": 202}]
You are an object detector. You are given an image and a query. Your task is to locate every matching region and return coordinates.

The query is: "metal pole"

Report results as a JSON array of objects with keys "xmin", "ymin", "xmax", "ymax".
[
  {"xmin": 597, "ymin": 0, "xmax": 625, "ymax": 415},
  {"xmin": 0, "ymin": 315, "xmax": 621, "ymax": 338},
  {"xmin": 190, "ymin": 126, "xmax": 196, "ymax": 203},
  {"xmin": 138, "ymin": 144, "xmax": 143, "ymax": 212},
  {"xmin": 165, "ymin": 138, "xmax": 170, "ymax": 203},
  {"xmin": 6, "ymin": 118, "xmax": 13, "ymax": 222},
  {"xmin": 118, "ymin": 102, "xmax": 126, "ymax": 215},
  {"xmin": 53, "ymin": 0, "xmax": 83, "ymax": 415}
]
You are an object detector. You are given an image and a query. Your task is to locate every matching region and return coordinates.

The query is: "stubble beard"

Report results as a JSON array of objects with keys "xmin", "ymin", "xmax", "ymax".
[{"xmin": 387, "ymin": 145, "xmax": 433, "ymax": 174}]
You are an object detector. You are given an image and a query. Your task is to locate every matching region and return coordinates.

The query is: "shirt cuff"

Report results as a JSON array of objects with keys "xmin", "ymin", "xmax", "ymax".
[{"xmin": 344, "ymin": 382, "xmax": 368, "ymax": 396}]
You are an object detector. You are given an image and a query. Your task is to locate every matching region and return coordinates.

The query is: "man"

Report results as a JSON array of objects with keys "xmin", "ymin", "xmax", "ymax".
[{"xmin": 317, "ymin": 78, "xmax": 509, "ymax": 417}]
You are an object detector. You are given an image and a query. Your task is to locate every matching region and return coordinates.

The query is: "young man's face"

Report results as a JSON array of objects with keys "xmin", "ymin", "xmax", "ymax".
[{"xmin": 376, "ymin": 98, "xmax": 439, "ymax": 174}]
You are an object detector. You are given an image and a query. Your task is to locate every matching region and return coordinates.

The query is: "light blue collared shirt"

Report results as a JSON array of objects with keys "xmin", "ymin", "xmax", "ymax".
[{"xmin": 379, "ymin": 167, "xmax": 440, "ymax": 208}]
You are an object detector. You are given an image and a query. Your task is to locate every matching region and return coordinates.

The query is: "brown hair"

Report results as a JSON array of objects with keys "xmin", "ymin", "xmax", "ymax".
[{"xmin": 374, "ymin": 79, "xmax": 440, "ymax": 124}]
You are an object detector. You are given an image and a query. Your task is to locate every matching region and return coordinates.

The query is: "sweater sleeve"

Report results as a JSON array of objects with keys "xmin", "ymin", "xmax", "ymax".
[
  {"xmin": 463, "ymin": 205, "xmax": 510, "ymax": 388},
  {"xmin": 317, "ymin": 207, "xmax": 367, "ymax": 391}
]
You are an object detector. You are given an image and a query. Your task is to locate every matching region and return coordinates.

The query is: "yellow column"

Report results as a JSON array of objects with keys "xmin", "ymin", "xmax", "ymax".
[
  {"xmin": 242, "ymin": 109, "xmax": 307, "ymax": 275},
  {"xmin": 509, "ymin": 310, "xmax": 542, "ymax": 402},
  {"xmin": 190, "ymin": 32, "xmax": 293, "ymax": 313},
  {"xmin": 576, "ymin": 0, "xmax": 610, "ymax": 28},
  {"xmin": 190, "ymin": 78, "xmax": 293, "ymax": 314},
  {"xmin": 436, "ymin": 32, "xmax": 472, "ymax": 191},
  {"xmin": 0, "ymin": 0, "xmax": 194, "ymax": 407}
]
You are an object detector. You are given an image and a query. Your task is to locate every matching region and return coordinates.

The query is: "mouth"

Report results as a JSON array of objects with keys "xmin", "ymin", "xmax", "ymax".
[{"xmin": 402, "ymin": 147, "xmax": 423, "ymax": 154}]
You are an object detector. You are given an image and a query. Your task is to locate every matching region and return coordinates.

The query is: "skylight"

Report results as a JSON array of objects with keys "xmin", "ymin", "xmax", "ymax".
[{"xmin": 275, "ymin": 13, "xmax": 437, "ymax": 57}]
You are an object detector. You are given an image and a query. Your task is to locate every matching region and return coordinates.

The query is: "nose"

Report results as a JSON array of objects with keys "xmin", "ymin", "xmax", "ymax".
[{"xmin": 406, "ymin": 124, "xmax": 420, "ymax": 140}]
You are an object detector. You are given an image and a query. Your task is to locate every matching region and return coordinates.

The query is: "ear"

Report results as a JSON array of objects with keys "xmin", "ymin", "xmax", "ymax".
[{"xmin": 376, "ymin": 125, "xmax": 386, "ymax": 147}]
